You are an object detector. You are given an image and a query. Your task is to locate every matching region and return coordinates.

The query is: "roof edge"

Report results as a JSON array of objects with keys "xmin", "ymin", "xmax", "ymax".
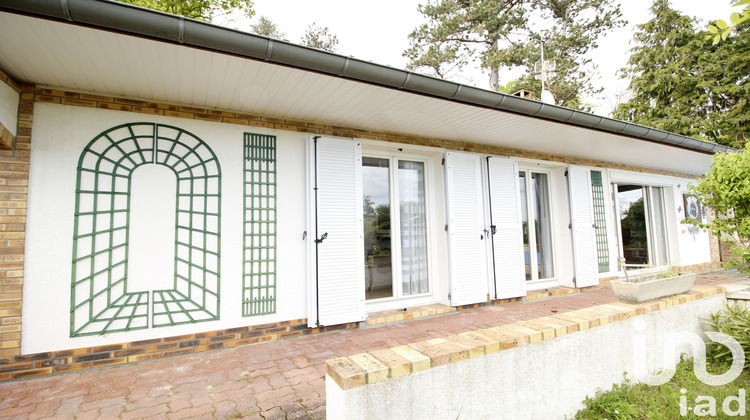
[{"xmin": 0, "ymin": 0, "xmax": 737, "ymax": 155}]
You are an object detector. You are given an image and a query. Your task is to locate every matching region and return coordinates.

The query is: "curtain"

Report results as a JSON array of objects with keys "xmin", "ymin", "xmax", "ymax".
[
  {"xmin": 399, "ymin": 161, "xmax": 428, "ymax": 295},
  {"xmin": 534, "ymin": 173, "xmax": 555, "ymax": 279},
  {"xmin": 650, "ymin": 187, "xmax": 669, "ymax": 266}
]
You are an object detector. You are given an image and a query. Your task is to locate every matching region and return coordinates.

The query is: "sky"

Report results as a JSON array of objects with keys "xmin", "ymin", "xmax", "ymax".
[{"xmin": 222, "ymin": 0, "xmax": 739, "ymax": 117}]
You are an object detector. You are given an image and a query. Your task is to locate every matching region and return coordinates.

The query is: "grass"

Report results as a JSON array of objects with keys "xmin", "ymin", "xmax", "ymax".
[
  {"xmin": 575, "ymin": 358, "xmax": 750, "ymax": 419},
  {"xmin": 578, "ymin": 305, "xmax": 750, "ymax": 419}
]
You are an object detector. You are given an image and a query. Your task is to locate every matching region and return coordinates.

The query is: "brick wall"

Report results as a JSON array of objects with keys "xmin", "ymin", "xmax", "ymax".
[
  {"xmin": 0, "ymin": 69, "xmax": 29, "ymax": 372},
  {"xmin": 0, "ymin": 83, "xmax": 714, "ymax": 381}
]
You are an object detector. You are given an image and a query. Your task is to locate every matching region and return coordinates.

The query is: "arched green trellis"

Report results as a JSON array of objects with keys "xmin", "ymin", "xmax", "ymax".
[{"xmin": 70, "ymin": 123, "xmax": 221, "ymax": 337}]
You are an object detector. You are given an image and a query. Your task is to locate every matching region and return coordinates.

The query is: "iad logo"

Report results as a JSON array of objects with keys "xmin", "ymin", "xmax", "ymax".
[
  {"xmin": 632, "ymin": 319, "xmax": 746, "ymax": 417},
  {"xmin": 679, "ymin": 388, "xmax": 746, "ymax": 417}
]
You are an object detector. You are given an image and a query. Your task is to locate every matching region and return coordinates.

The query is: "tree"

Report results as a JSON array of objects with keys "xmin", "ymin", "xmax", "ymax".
[
  {"xmin": 686, "ymin": 145, "xmax": 750, "ymax": 273},
  {"xmin": 115, "ymin": 0, "xmax": 254, "ymax": 21},
  {"xmin": 614, "ymin": 0, "xmax": 750, "ymax": 148},
  {"xmin": 249, "ymin": 15, "xmax": 286, "ymax": 40},
  {"xmin": 403, "ymin": 0, "xmax": 624, "ymax": 109},
  {"xmin": 301, "ymin": 23, "xmax": 339, "ymax": 52}
]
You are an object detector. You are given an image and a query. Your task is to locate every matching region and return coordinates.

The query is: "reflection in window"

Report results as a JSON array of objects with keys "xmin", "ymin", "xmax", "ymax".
[
  {"xmin": 618, "ymin": 186, "xmax": 647, "ymax": 265},
  {"xmin": 363, "ymin": 157, "xmax": 392, "ymax": 299},
  {"xmin": 616, "ymin": 184, "xmax": 669, "ymax": 267}
]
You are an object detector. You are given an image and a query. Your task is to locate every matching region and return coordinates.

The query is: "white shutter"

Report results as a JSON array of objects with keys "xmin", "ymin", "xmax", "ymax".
[
  {"xmin": 568, "ymin": 165, "xmax": 599, "ymax": 288},
  {"xmin": 445, "ymin": 151, "xmax": 488, "ymax": 306},
  {"xmin": 486, "ymin": 157, "xmax": 526, "ymax": 299},
  {"xmin": 306, "ymin": 137, "xmax": 365, "ymax": 327}
]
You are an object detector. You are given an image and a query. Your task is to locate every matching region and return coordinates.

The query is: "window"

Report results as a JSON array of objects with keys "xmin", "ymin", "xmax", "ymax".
[
  {"xmin": 519, "ymin": 170, "xmax": 555, "ymax": 281},
  {"xmin": 363, "ymin": 155, "xmax": 429, "ymax": 300},
  {"xmin": 614, "ymin": 184, "xmax": 669, "ymax": 267}
]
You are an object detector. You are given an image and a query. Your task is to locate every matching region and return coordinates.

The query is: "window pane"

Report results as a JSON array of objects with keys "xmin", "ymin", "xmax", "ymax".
[
  {"xmin": 363, "ymin": 157, "xmax": 392, "ymax": 300},
  {"xmin": 650, "ymin": 187, "xmax": 668, "ymax": 266},
  {"xmin": 618, "ymin": 185, "xmax": 648, "ymax": 265},
  {"xmin": 519, "ymin": 172, "xmax": 531, "ymax": 280},
  {"xmin": 399, "ymin": 160, "xmax": 428, "ymax": 295},
  {"xmin": 532, "ymin": 173, "xmax": 554, "ymax": 279}
]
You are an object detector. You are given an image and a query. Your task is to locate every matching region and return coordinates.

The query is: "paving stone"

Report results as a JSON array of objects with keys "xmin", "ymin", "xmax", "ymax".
[
  {"xmin": 121, "ymin": 403, "xmax": 169, "ymax": 420},
  {"xmin": 167, "ymin": 403, "xmax": 214, "ymax": 419}
]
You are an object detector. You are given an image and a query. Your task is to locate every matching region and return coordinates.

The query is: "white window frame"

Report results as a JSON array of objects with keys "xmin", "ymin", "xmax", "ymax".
[
  {"xmin": 361, "ymin": 146, "xmax": 439, "ymax": 312},
  {"xmin": 611, "ymin": 183, "xmax": 672, "ymax": 270},
  {"xmin": 518, "ymin": 165, "xmax": 559, "ymax": 287}
]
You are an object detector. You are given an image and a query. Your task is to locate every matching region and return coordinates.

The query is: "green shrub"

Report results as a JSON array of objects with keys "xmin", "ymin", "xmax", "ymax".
[{"xmin": 702, "ymin": 304, "xmax": 750, "ymax": 369}]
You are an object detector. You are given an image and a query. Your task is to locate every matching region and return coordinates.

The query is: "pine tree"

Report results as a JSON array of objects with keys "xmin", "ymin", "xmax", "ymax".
[
  {"xmin": 614, "ymin": 0, "xmax": 750, "ymax": 148},
  {"xmin": 403, "ymin": 0, "xmax": 624, "ymax": 110}
]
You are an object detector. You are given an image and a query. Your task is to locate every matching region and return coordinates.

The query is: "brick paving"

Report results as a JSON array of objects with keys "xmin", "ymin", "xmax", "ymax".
[{"xmin": 0, "ymin": 270, "xmax": 743, "ymax": 419}]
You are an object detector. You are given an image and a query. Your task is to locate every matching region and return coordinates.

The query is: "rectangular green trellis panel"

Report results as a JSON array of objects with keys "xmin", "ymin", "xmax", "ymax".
[
  {"xmin": 591, "ymin": 170, "xmax": 610, "ymax": 273},
  {"xmin": 243, "ymin": 133, "xmax": 277, "ymax": 316}
]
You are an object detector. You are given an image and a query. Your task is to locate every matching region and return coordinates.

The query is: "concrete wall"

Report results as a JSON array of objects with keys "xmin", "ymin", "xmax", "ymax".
[{"xmin": 326, "ymin": 294, "xmax": 726, "ymax": 420}]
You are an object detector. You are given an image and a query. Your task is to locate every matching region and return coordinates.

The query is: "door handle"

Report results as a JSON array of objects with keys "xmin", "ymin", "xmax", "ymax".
[{"xmin": 315, "ymin": 232, "xmax": 328, "ymax": 243}]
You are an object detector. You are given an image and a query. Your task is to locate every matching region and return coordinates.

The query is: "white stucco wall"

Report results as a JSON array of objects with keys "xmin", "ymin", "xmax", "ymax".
[
  {"xmin": 673, "ymin": 181, "xmax": 712, "ymax": 266},
  {"xmin": 327, "ymin": 295, "xmax": 726, "ymax": 420},
  {"xmin": 0, "ymin": 78, "xmax": 19, "ymax": 136},
  {"xmin": 23, "ymin": 103, "xmax": 309, "ymax": 353}
]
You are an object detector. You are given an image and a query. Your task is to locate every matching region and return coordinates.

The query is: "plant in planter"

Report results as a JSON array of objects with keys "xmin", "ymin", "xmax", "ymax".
[{"xmin": 610, "ymin": 259, "xmax": 697, "ymax": 303}]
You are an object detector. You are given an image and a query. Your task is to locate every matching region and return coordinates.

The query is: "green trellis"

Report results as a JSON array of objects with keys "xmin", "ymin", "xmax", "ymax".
[
  {"xmin": 591, "ymin": 170, "xmax": 609, "ymax": 273},
  {"xmin": 242, "ymin": 133, "xmax": 277, "ymax": 316},
  {"xmin": 71, "ymin": 123, "xmax": 221, "ymax": 337}
]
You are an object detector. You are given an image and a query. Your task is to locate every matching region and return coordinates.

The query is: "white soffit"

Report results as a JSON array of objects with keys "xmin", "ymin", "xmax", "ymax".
[{"xmin": 0, "ymin": 12, "xmax": 712, "ymax": 175}]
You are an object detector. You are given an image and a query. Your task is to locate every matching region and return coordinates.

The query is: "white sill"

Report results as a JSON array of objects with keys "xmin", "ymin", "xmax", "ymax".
[
  {"xmin": 365, "ymin": 292, "xmax": 437, "ymax": 313},
  {"xmin": 525, "ymin": 278, "xmax": 560, "ymax": 291}
]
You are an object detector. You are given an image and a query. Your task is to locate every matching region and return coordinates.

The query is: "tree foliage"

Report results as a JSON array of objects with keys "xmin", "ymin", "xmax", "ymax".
[
  {"xmin": 686, "ymin": 145, "xmax": 750, "ymax": 273},
  {"xmin": 115, "ymin": 0, "xmax": 254, "ymax": 21},
  {"xmin": 403, "ymin": 0, "xmax": 625, "ymax": 110},
  {"xmin": 249, "ymin": 15, "xmax": 286, "ymax": 40},
  {"xmin": 708, "ymin": 0, "xmax": 750, "ymax": 43},
  {"xmin": 301, "ymin": 23, "xmax": 339, "ymax": 52},
  {"xmin": 613, "ymin": 0, "xmax": 750, "ymax": 148}
]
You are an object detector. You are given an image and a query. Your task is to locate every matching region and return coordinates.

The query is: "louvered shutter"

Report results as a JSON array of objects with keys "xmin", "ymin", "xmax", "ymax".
[
  {"xmin": 486, "ymin": 157, "xmax": 526, "ymax": 299},
  {"xmin": 568, "ymin": 165, "xmax": 599, "ymax": 288},
  {"xmin": 445, "ymin": 151, "xmax": 488, "ymax": 306},
  {"xmin": 306, "ymin": 137, "xmax": 365, "ymax": 327}
]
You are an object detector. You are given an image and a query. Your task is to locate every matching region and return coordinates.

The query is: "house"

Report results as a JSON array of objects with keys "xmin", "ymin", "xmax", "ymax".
[{"xmin": 0, "ymin": 0, "xmax": 729, "ymax": 380}]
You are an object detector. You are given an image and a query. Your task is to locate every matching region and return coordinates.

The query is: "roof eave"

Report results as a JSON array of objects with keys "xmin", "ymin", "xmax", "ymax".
[{"xmin": 0, "ymin": 0, "xmax": 737, "ymax": 155}]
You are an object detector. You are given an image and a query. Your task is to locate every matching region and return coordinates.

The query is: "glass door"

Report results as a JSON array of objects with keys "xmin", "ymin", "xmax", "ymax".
[
  {"xmin": 363, "ymin": 156, "xmax": 429, "ymax": 301},
  {"xmin": 519, "ymin": 170, "xmax": 555, "ymax": 281},
  {"xmin": 362, "ymin": 157, "xmax": 393, "ymax": 299},
  {"xmin": 614, "ymin": 184, "xmax": 670, "ymax": 267}
]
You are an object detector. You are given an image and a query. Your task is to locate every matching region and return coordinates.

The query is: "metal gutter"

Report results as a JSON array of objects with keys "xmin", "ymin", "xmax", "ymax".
[{"xmin": 0, "ymin": 0, "xmax": 736, "ymax": 155}]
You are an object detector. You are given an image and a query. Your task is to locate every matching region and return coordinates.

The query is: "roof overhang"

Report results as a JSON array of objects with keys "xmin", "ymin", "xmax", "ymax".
[{"xmin": 0, "ymin": 0, "xmax": 735, "ymax": 176}]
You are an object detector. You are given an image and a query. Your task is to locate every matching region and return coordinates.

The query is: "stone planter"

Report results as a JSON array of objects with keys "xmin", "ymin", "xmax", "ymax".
[{"xmin": 610, "ymin": 273, "xmax": 697, "ymax": 303}]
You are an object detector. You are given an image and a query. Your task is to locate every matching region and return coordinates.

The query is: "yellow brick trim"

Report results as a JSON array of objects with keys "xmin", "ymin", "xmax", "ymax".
[
  {"xmin": 0, "ymin": 81, "xmax": 31, "ymax": 359},
  {"xmin": 325, "ymin": 285, "xmax": 728, "ymax": 391}
]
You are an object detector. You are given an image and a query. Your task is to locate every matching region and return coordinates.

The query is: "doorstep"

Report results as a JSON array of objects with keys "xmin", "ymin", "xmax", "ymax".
[
  {"xmin": 366, "ymin": 304, "xmax": 454, "ymax": 326},
  {"xmin": 365, "ymin": 284, "xmax": 603, "ymax": 327}
]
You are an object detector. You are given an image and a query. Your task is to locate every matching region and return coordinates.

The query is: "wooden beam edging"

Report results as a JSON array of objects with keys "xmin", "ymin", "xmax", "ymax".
[{"xmin": 324, "ymin": 285, "xmax": 727, "ymax": 391}]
